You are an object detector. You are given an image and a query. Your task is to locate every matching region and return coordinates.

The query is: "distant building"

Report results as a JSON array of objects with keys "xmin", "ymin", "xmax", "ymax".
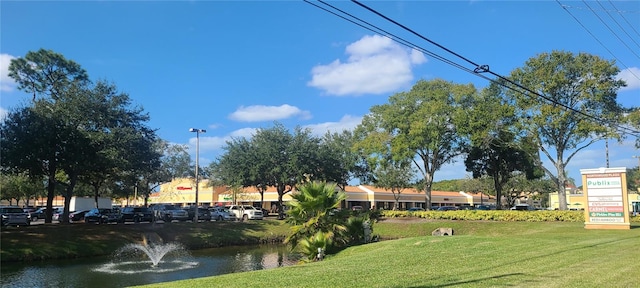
[{"xmin": 149, "ymin": 178, "xmax": 495, "ymax": 210}]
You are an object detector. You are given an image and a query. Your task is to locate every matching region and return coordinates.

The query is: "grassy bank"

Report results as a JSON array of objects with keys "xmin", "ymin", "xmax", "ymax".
[
  {"xmin": 135, "ymin": 221, "xmax": 640, "ymax": 288},
  {"xmin": 3, "ymin": 219, "xmax": 639, "ymax": 287}
]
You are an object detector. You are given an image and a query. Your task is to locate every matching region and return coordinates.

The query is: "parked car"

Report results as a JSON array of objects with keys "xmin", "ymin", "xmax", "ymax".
[
  {"xmin": 408, "ymin": 207, "xmax": 425, "ymax": 212},
  {"xmin": 510, "ymin": 204, "xmax": 535, "ymax": 211},
  {"xmin": 437, "ymin": 206, "xmax": 459, "ymax": 211},
  {"xmin": 53, "ymin": 209, "xmax": 64, "ymax": 222},
  {"xmin": 0, "ymin": 206, "xmax": 31, "ymax": 227},
  {"xmin": 256, "ymin": 207, "xmax": 270, "ymax": 217},
  {"xmin": 120, "ymin": 207, "xmax": 154, "ymax": 223},
  {"xmin": 84, "ymin": 208, "xmax": 122, "ymax": 224},
  {"xmin": 209, "ymin": 206, "xmax": 237, "ymax": 221},
  {"xmin": 151, "ymin": 205, "xmax": 189, "ymax": 222},
  {"xmin": 225, "ymin": 205, "xmax": 264, "ymax": 221},
  {"xmin": 186, "ymin": 207, "xmax": 212, "ymax": 222},
  {"xmin": 31, "ymin": 207, "xmax": 63, "ymax": 220},
  {"xmin": 30, "ymin": 207, "xmax": 47, "ymax": 220},
  {"xmin": 69, "ymin": 210, "xmax": 90, "ymax": 222},
  {"xmin": 23, "ymin": 206, "xmax": 37, "ymax": 214}
]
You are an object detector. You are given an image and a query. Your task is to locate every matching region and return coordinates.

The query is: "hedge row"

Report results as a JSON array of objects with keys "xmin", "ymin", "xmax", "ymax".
[{"xmin": 381, "ymin": 210, "xmax": 640, "ymax": 223}]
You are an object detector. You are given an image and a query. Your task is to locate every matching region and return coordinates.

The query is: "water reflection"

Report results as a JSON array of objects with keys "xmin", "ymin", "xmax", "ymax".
[{"xmin": 1, "ymin": 245, "xmax": 300, "ymax": 288}]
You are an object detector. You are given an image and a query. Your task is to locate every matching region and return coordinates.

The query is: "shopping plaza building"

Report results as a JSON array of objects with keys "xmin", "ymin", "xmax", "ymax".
[
  {"xmin": 148, "ymin": 178, "xmax": 496, "ymax": 210},
  {"xmin": 18, "ymin": 178, "xmax": 638, "ymax": 214}
]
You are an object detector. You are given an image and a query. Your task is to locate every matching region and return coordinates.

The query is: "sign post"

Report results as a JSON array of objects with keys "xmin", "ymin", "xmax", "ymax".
[{"xmin": 581, "ymin": 167, "xmax": 630, "ymax": 230}]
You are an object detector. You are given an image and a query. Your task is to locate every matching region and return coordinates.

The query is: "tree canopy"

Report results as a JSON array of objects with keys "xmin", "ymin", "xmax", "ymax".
[
  {"xmin": 355, "ymin": 79, "xmax": 476, "ymax": 209},
  {"xmin": 8, "ymin": 48, "xmax": 88, "ymax": 101},
  {"xmin": 2, "ymin": 49, "xmax": 159, "ymax": 222},
  {"xmin": 211, "ymin": 123, "xmax": 322, "ymax": 219},
  {"xmin": 507, "ymin": 50, "xmax": 625, "ymax": 210},
  {"xmin": 462, "ymin": 82, "xmax": 543, "ymax": 209}
]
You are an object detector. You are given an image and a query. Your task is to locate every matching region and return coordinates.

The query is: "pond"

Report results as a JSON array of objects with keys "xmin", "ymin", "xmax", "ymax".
[{"xmin": 0, "ymin": 244, "xmax": 300, "ymax": 288}]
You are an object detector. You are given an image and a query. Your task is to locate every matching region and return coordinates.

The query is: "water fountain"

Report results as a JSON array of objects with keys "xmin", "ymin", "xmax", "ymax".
[
  {"xmin": 2, "ymin": 244, "xmax": 299, "ymax": 287},
  {"xmin": 93, "ymin": 234, "xmax": 198, "ymax": 274}
]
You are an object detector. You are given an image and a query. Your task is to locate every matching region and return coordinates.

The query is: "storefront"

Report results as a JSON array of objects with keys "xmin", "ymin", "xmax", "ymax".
[{"xmin": 151, "ymin": 179, "xmax": 494, "ymax": 210}]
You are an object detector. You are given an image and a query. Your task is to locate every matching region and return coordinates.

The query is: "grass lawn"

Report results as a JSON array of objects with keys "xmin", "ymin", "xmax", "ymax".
[{"xmin": 135, "ymin": 221, "xmax": 640, "ymax": 288}]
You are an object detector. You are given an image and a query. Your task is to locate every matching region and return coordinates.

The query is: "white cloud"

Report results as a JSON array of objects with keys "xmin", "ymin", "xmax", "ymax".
[
  {"xmin": 616, "ymin": 67, "xmax": 640, "ymax": 91},
  {"xmin": 188, "ymin": 127, "xmax": 258, "ymax": 155},
  {"xmin": 189, "ymin": 135, "xmax": 227, "ymax": 154},
  {"xmin": 207, "ymin": 123, "xmax": 222, "ymax": 130},
  {"xmin": 303, "ymin": 115, "xmax": 363, "ymax": 136},
  {"xmin": 228, "ymin": 104, "xmax": 312, "ymax": 122},
  {"xmin": 229, "ymin": 127, "xmax": 257, "ymax": 139},
  {"xmin": 0, "ymin": 53, "xmax": 17, "ymax": 92},
  {"xmin": 308, "ymin": 34, "xmax": 427, "ymax": 96}
]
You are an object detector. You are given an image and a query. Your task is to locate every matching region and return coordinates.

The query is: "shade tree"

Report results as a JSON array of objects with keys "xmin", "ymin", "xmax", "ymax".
[
  {"xmin": 318, "ymin": 130, "xmax": 371, "ymax": 190},
  {"xmin": 462, "ymin": 83, "xmax": 543, "ymax": 209},
  {"xmin": 507, "ymin": 50, "xmax": 626, "ymax": 210},
  {"xmin": 354, "ymin": 79, "xmax": 476, "ymax": 209},
  {"xmin": 211, "ymin": 123, "xmax": 323, "ymax": 219},
  {"xmin": 3, "ymin": 49, "xmax": 159, "ymax": 222}
]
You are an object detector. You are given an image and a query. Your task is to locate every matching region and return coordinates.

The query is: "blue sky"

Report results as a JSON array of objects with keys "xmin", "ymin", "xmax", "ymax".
[{"xmin": 1, "ymin": 1, "xmax": 639, "ymax": 187}]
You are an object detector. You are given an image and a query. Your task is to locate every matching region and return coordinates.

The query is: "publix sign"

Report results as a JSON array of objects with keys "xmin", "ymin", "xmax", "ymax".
[
  {"xmin": 580, "ymin": 167, "xmax": 630, "ymax": 230},
  {"xmin": 586, "ymin": 178, "xmax": 621, "ymax": 188}
]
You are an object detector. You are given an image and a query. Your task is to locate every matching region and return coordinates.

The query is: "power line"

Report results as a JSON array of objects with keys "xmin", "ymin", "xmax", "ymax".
[
  {"xmin": 348, "ymin": 0, "xmax": 483, "ymax": 70},
  {"xmin": 304, "ymin": 0, "xmax": 640, "ymax": 137},
  {"xmin": 349, "ymin": 0, "xmax": 639, "ymax": 137},
  {"xmin": 304, "ymin": 0, "xmax": 494, "ymax": 82},
  {"xmin": 557, "ymin": 0, "xmax": 640, "ymax": 81},
  {"xmin": 596, "ymin": 0, "xmax": 640, "ymax": 50},
  {"xmin": 608, "ymin": 0, "xmax": 640, "ymax": 39},
  {"xmin": 558, "ymin": 3, "xmax": 640, "ymax": 14},
  {"xmin": 583, "ymin": 0, "xmax": 640, "ymax": 60}
]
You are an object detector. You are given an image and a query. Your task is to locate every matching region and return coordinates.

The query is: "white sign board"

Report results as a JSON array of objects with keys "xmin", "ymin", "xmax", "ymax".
[{"xmin": 580, "ymin": 167, "xmax": 630, "ymax": 230}]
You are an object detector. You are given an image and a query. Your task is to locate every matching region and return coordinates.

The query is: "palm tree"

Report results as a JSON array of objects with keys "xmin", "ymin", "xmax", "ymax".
[
  {"xmin": 285, "ymin": 181, "xmax": 347, "ymax": 257},
  {"xmin": 297, "ymin": 231, "xmax": 332, "ymax": 262}
]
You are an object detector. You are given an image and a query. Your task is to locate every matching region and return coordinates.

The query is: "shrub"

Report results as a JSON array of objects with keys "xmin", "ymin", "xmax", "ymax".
[{"xmin": 380, "ymin": 210, "xmax": 590, "ymax": 222}]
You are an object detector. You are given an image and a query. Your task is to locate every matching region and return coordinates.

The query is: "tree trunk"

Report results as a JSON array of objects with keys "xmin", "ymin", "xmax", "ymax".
[
  {"xmin": 423, "ymin": 177, "xmax": 433, "ymax": 210},
  {"xmin": 45, "ymin": 164, "xmax": 57, "ymax": 224},
  {"xmin": 259, "ymin": 188, "xmax": 265, "ymax": 212},
  {"xmin": 93, "ymin": 183, "xmax": 100, "ymax": 209},
  {"xmin": 493, "ymin": 172, "xmax": 503, "ymax": 210},
  {"xmin": 61, "ymin": 174, "xmax": 77, "ymax": 224},
  {"xmin": 277, "ymin": 190, "xmax": 285, "ymax": 220},
  {"xmin": 556, "ymin": 163, "xmax": 568, "ymax": 210}
]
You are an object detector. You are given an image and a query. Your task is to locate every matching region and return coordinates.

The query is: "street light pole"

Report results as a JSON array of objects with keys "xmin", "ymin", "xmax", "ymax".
[{"xmin": 189, "ymin": 128, "xmax": 206, "ymax": 222}]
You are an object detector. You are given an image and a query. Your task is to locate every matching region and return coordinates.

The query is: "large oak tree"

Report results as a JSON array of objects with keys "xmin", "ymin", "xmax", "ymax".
[
  {"xmin": 507, "ymin": 51, "xmax": 625, "ymax": 210},
  {"xmin": 212, "ymin": 123, "xmax": 322, "ymax": 219},
  {"xmin": 355, "ymin": 79, "xmax": 476, "ymax": 209}
]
